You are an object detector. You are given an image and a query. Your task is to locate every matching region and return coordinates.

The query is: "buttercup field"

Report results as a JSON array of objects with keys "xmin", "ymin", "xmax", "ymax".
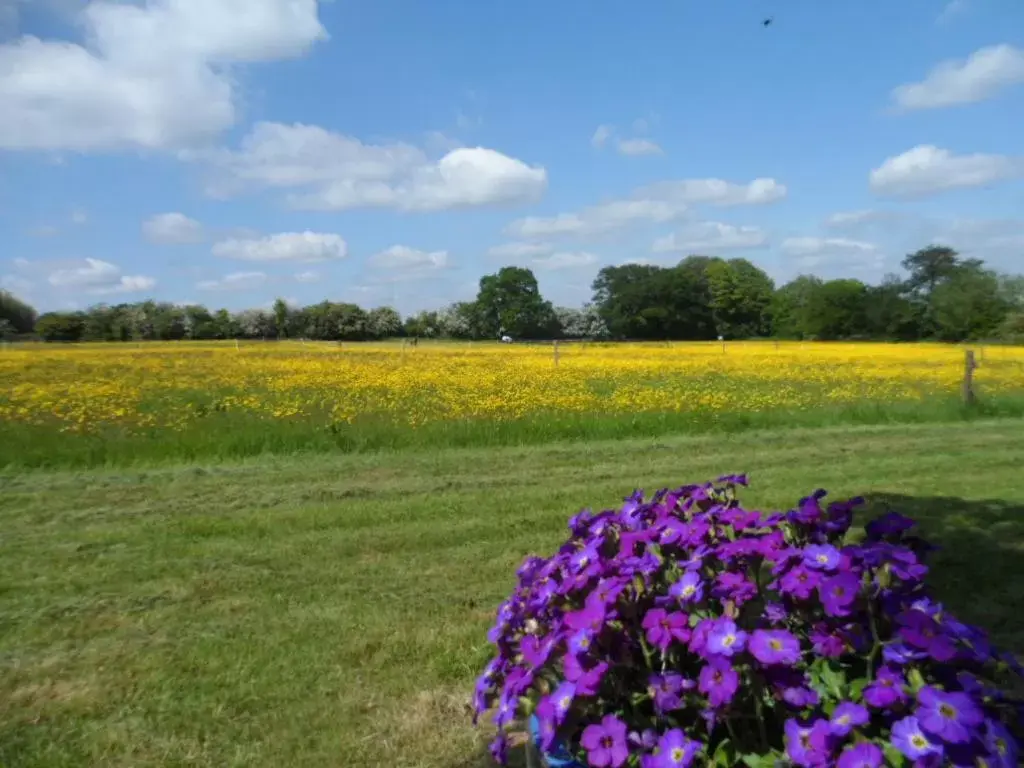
[{"xmin": 3, "ymin": 340, "xmax": 1024, "ymax": 467}]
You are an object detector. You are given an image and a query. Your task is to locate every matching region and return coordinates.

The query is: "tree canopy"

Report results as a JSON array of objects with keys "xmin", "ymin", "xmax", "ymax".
[{"xmin": 5, "ymin": 244, "xmax": 1022, "ymax": 344}]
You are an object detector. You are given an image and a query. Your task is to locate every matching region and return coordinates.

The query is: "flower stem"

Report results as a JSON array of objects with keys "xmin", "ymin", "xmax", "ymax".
[{"xmin": 866, "ymin": 597, "xmax": 883, "ymax": 679}]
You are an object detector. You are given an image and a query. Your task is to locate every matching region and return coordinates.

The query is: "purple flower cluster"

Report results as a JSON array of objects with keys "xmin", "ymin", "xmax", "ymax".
[{"xmin": 474, "ymin": 477, "xmax": 1024, "ymax": 767}]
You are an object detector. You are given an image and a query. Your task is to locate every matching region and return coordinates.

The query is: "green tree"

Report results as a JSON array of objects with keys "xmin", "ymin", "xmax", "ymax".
[
  {"xmin": 272, "ymin": 298, "xmax": 290, "ymax": 339},
  {"xmin": 36, "ymin": 311, "xmax": 86, "ymax": 342},
  {"xmin": 863, "ymin": 275, "xmax": 922, "ymax": 341},
  {"xmin": 0, "ymin": 289, "xmax": 37, "ymax": 334},
  {"xmin": 931, "ymin": 268, "xmax": 1008, "ymax": 341},
  {"xmin": 705, "ymin": 258, "xmax": 774, "ymax": 338},
  {"xmin": 213, "ymin": 308, "xmax": 238, "ymax": 339},
  {"xmin": 476, "ymin": 266, "xmax": 556, "ymax": 339},
  {"xmin": 802, "ymin": 279, "xmax": 869, "ymax": 340},
  {"xmin": 771, "ymin": 276, "xmax": 823, "ymax": 338},
  {"xmin": 366, "ymin": 306, "xmax": 402, "ymax": 339}
]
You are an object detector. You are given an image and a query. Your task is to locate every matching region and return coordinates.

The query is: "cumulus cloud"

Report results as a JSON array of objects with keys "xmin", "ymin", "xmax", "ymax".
[
  {"xmin": 0, "ymin": 0, "xmax": 328, "ymax": 152},
  {"xmin": 47, "ymin": 257, "xmax": 155, "ymax": 294},
  {"xmin": 869, "ymin": 145, "xmax": 1023, "ymax": 197},
  {"xmin": 936, "ymin": 0, "xmax": 968, "ymax": 24},
  {"xmin": 531, "ymin": 251, "xmax": 598, "ymax": 271},
  {"xmin": 294, "ymin": 270, "xmax": 319, "ymax": 283},
  {"xmin": 506, "ymin": 177, "xmax": 785, "ymax": 239},
  {"xmin": 591, "ymin": 124, "xmax": 614, "ymax": 148},
  {"xmin": 780, "ymin": 237, "xmax": 882, "ymax": 270},
  {"xmin": 825, "ymin": 210, "xmax": 879, "ymax": 228},
  {"xmin": 652, "ymin": 222, "xmax": 768, "ymax": 253},
  {"xmin": 368, "ymin": 245, "xmax": 449, "ymax": 271},
  {"xmin": 212, "ymin": 231, "xmax": 348, "ymax": 262},
  {"xmin": 196, "ymin": 271, "xmax": 266, "ymax": 291},
  {"xmin": 195, "ymin": 121, "xmax": 547, "ymax": 211},
  {"xmin": 591, "ymin": 123, "xmax": 664, "ymax": 156},
  {"xmin": 487, "ymin": 241, "xmax": 554, "ymax": 259},
  {"xmin": 1, "ymin": 274, "xmax": 33, "ymax": 295},
  {"xmin": 891, "ymin": 44, "xmax": 1024, "ymax": 110},
  {"xmin": 143, "ymin": 212, "xmax": 204, "ymax": 244},
  {"xmin": 616, "ymin": 138, "xmax": 663, "ymax": 156}
]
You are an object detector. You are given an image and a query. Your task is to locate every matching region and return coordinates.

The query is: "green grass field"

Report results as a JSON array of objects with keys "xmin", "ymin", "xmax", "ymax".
[{"xmin": 2, "ymin": 420, "xmax": 1024, "ymax": 767}]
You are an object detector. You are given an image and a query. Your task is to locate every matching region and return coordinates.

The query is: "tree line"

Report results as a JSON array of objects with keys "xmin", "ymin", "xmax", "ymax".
[{"xmin": 3, "ymin": 245, "xmax": 1023, "ymax": 344}]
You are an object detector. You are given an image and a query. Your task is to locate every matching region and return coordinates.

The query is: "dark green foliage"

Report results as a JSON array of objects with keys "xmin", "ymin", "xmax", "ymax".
[
  {"xmin": 474, "ymin": 266, "xmax": 557, "ymax": 339},
  {"xmin": 0, "ymin": 289, "xmax": 37, "ymax": 335},
  {"xmin": 15, "ymin": 243, "xmax": 1024, "ymax": 344}
]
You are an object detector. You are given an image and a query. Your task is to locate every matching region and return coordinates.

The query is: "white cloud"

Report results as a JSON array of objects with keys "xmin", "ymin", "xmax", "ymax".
[
  {"xmin": 0, "ymin": 0, "xmax": 328, "ymax": 151},
  {"xmin": 936, "ymin": 0, "xmax": 968, "ymax": 24},
  {"xmin": 212, "ymin": 231, "xmax": 348, "ymax": 262},
  {"xmin": 47, "ymin": 257, "xmax": 155, "ymax": 294},
  {"xmin": 1, "ymin": 274, "xmax": 33, "ymax": 294},
  {"xmin": 892, "ymin": 44, "xmax": 1024, "ymax": 110},
  {"xmin": 591, "ymin": 122, "xmax": 664, "ymax": 156},
  {"xmin": 780, "ymin": 237, "xmax": 882, "ymax": 270},
  {"xmin": 641, "ymin": 178, "xmax": 787, "ymax": 207},
  {"xmin": 506, "ymin": 177, "xmax": 785, "ymax": 239},
  {"xmin": 531, "ymin": 252, "xmax": 598, "ymax": 271},
  {"xmin": 591, "ymin": 124, "xmax": 614, "ymax": 148},
  {"xmin": 70, "ymin": 209, "xmax": 87, "ymax": 225},
  {"xmin": 294, "ymin": 270, "xmax": 319, "ymax": 283},
  {"xmin": 617, "ymin": 138, "xmax": 663, "ymax": 156},
  {"xmin": 652, "ymin": 222, "xmax": 768, "ymax": 253},
  {"xmin": 781, "ymin": 237, "xmax": 877, "ymax": 257},
  {"xmin": 825, "ymin": 210, "xmax": 879, "ymax": 228},
  {"xmin": 368, "ymin": 245, "xmax": 449, "ymax": 271},
  {"xmin": 869, "ymin": 145, "xmax": 1023, "ymax": 197},
  {"xmin": 487, "ymin": 242, "xmax": 554, "ymax": 259},
  {"xmin": 197, "ymin": 271, "xmax": 266, "ymax": 291},
  {"xmin": 143, "ymin": 212, "xmax": 204, "ymax": 244},
  {"xmin": 197, "ymin": 122, "xmax": 547, "ymax": 211}
]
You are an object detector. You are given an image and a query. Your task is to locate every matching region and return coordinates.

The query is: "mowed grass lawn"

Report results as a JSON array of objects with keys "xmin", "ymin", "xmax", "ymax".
[{"xmin": 2, "ymin": 420, "xmax": 1024, "ymax": 767}]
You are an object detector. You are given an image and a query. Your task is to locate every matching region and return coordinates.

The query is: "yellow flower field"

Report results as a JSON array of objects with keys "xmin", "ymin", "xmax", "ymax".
[{"xmin": 2, "ymin": 340, "xmax": 1023, "ymax": 467}]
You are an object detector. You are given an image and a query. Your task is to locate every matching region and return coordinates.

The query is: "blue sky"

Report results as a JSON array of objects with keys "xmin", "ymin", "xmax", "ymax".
[{"xmin": 2, "ymin": 0, "xmax": 1023, "ymax": 314}]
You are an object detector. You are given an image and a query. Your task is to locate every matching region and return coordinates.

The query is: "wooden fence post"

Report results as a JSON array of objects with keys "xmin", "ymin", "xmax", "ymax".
[
  {"xmin": 962, "ymin": 349, "xmax": 977, "ymax": 406},
  {"xmin": 553, "ymin": 340, "xmax": 560, "ymax": 367}
]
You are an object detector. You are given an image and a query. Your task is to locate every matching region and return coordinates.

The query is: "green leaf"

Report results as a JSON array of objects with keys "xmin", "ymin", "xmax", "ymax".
[
  {"xmin": 711, "ymin": 738, "xmax": 737, "ymax": 767},
  {"xmin": 906, "ymin": 667, "xmax": 926, "ymax": 695},
  {"xmin": 883, "ymin": 743, "xmax": 907, "ymax": 767},
  {"xmin": 848, "ymin": 677, "xmax": 868, "ymax": 701}
]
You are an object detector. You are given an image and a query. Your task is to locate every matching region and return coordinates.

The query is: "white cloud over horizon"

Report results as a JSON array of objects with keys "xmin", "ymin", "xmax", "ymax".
[
  {"xmin": 212, "ymin": 231, "xmax": 349, "ymax": 262},
  {"xmin": 194, "ymin": 122, "xmax": 548, "ymax": 212}
]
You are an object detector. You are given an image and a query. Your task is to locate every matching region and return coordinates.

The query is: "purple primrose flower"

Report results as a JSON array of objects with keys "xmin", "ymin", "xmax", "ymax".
[
  {"xmin": 705, "ymin": 618, "xmax": 748, "ymax": 657},
  {"xmin": 645, "ymin": 729, "xmax": 700, "ymax": 768},
  {"xmin": 580, "ymin": 714, "xmax": 629, "ymax": 768},
  {"xmin": 836, "ymin": 742, "xmax": 883, "ymax": 768},
  {"xmin": 915, "ymin": 685, "xmax": 983, "ymax": 744},
  {"xmin": 829, "ymin": 701, "xmax": 869, "ymax": 736},
  {"xmin": 669, "ymin": 571, "xmax": 703, "ymax": 604},
  {"xmin": 476, "ymin": 476, "xmax": 1024, "ymax": 768},
  {"xmin": 698, "ymin": 656, "xmax": 739, "ymax": 708},
  {"xmin": 749, "ymin": 629, "xmax": 801, "ymax": 666},
  {"xmin": 891, "ymin": 715, "xmax": 943, "ymax": 761}
]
